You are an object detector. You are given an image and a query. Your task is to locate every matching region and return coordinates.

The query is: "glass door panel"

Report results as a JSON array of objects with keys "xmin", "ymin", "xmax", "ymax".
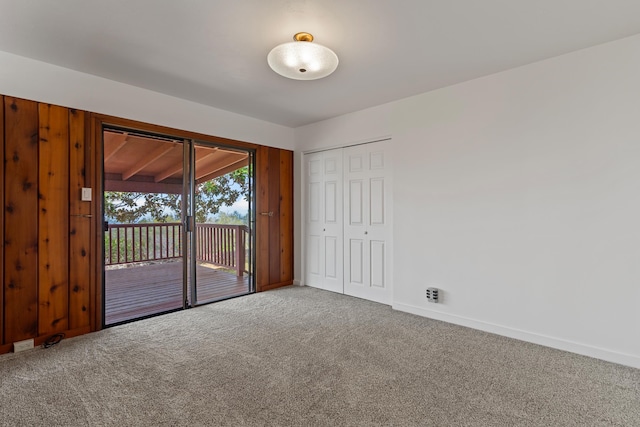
[
  {"xmin": 103, "ymin": 129, "xmax": 185, "ymax": 325},
  {"xmin": 188, "ymin": 142, "xmax": 254, "ymax": 305},
  {"xmin": 103, "ymin": 130, "xmax": 255, "ymax": 326}
]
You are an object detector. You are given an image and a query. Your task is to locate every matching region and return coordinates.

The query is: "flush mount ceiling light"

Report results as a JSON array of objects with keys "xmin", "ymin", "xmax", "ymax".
[{"xmin": 267, "ymin": 32, "xmax": 339, "ymax": 80}]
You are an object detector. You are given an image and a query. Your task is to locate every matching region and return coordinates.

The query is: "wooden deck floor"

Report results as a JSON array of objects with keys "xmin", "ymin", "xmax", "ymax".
[{"xmin": 105, "ymin": 261, "xmax": 250, "ymax": 325}]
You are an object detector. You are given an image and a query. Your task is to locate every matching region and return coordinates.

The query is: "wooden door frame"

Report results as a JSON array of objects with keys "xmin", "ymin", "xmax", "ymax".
[{"xmin": 90, "ymin": 114, "xmax": 259, "ymax": 331}]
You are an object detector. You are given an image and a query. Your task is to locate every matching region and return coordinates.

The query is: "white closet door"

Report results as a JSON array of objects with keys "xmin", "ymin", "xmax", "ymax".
[
  {"xmin": 343, "ymin": 141, "xmax": 393, "ymax": 304},
  {"xmin": 305, "ymin": 152, "xmax": 324, "ymax": 288},
  {"xmin": 305, "ymin": 150, "xmax": 343, "ymax": 293}
]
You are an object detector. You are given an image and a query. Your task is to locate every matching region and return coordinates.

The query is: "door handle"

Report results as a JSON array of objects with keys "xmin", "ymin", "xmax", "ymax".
[{"xmin": 260, "ymin": 212, "xmax": 274, "ymax": 217}]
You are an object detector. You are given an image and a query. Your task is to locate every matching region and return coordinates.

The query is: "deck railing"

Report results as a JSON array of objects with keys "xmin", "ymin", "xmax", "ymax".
[{"xmin": 105, "ymin": 223, "xmax": 249, "ymax": 277}]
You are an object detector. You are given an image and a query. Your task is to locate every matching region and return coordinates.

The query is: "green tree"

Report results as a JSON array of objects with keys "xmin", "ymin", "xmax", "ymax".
[
  {"xmin": 105, "ymin": 167, "xmax": 249, "ymax": 223},
  {"xmin": 214, "ymin": 211, "xmax": 248, "ymax": 225}
]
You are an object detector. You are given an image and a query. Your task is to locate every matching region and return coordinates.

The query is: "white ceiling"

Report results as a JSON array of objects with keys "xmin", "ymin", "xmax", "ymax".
[{"xmin": 1, "ymin": 1, "xmax": 640, "ymax": 128}]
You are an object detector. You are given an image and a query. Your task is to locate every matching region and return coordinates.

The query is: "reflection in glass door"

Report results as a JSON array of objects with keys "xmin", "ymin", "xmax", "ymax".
[{"xmin": 103, "ymin": 129, "xmax": 254, "ymax": 326}]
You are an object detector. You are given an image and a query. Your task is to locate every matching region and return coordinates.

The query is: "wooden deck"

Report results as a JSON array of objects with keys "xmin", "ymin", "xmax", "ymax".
[{"xmin": 105, "ymin": 261, "xmax": 250, "ymax": 325}]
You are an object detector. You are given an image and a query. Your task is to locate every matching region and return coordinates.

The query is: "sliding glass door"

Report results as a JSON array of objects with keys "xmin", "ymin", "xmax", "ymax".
[
  {"xmin": 103, "ymin": 128, "xmax": 254, "ymax": 326},
  {"xmin": 187, "ymin": 142, "xmax": 254, "ymax": 306}
]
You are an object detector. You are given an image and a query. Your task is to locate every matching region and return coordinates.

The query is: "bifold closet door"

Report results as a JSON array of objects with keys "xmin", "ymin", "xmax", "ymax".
[
  {"xmin": 305, "ymin": 150, "xmax": 343, "ymax": 293},
  {"xmin": 343, "ymin": 141, "xmax": 393, "ymax": 305}
]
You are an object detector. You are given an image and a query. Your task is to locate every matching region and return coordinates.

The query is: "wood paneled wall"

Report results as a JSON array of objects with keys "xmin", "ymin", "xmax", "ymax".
[
  {"xmin": 68, "ymin": 109, "xmax": 92, "ymax": 331},
  {"xmin": 1, "ymin": 96, "xmax": 91, "ymax": 352},
  {"xmin": 256, "ymin": 146, "xmax": 294, "ymax": 291},
  {"xmin": 0, "ymin": 99, "xmax": 4, "ymax": 348},
  {"xmin": 1, "ymin": 95, "xmax": 292, "ymax": 354}
]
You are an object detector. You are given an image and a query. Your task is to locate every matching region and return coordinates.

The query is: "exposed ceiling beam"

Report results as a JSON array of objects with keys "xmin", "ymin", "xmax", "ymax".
[
  {"xmin": 105, "ymin": 173, "xmax": 182, "ymax": 194},
  {"xmin": 104, "ymin": 132, "xmax": 129, "ymax": 162},
  {"xmin": 194, "ymin": 152, "xmax": 244, "ymax": 181},
  {"xmin": 196, "ymin": 157, "xmax": 249, "ymax": 185},
  {"xmin": 153, "ymin": 146, "xmax": 221, "ymax": 183},
  {"xmin": 122, "ymin": 143, "xmax": 179, "ymax": 181},
  {"xmin": 195, "ymin": 147, "xmax": 219, "ymax": 165},
  {"xmin": 154, "ymin": 163, "xmax": 183, "ymax": 183},
  {"xmin": 105, "ymin": 178, "xmax": 182, "ymax": 194},
  {"xmin": 216, "ymin": 147, "xmax": 245, "ymax": 155}
]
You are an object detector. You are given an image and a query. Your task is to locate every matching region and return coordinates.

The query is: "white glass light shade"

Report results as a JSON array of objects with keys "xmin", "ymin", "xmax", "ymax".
[{"xmin": 268, "ymin": 41, "xmax": 339, "ymax": 80}]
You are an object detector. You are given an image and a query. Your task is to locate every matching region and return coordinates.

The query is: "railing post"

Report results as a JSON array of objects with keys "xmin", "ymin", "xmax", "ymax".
[{"xmin": 235, "ymin": 225, "xmax": 245, "ymax": 277}]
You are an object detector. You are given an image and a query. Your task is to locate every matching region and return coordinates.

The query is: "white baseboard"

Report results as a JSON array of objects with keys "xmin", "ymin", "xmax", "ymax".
[
  {"xmin": 392, "ymin": 302, "xmax": 640, "ymax": 369},
  {"xmin": 293, "ymin": 279, "xmax": 302, "ymax": 286}
]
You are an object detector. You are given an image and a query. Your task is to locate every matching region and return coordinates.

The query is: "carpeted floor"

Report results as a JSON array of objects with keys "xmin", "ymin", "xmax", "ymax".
[{"xmin": 1, "ymin": 286, "xmax": 638, "ymax": 426}]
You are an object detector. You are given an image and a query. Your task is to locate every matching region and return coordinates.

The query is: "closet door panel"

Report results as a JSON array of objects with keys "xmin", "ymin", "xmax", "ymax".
[
  {"xmin": 305, "ymin": 153, "xmax": 323, "ymax": 288},
  {"xmin": 344, "ymin": 148, "xmax": 368, "ymax": 294},
  {"xmin": 348, "ymin": 238, "xmax": 364, "ymax": 285},
  {"xmin": 370, "ymin": 240, "xmax": 386, "ymax": 288},
  {"xmin": 370, "ymin": 177, "xmax": 385, "ymax": 225},
  {"xmin": 343, "ymin": 141, "xmax": 393, "ymax": 305},
  {"xmin": 324, "ymin": 236, "xmax": 338, "ymax": 279},
  {"xmin": 348, "ymin": 179, "xmax": 364, "ymax": 226},
  {"xmin": 304, "ymin": 149, "xmax": 343, "ymax": 293},
  {"xmin": 321, "ymin": 150, "xmax": 343, "ymax": 293},
  {"xmin": 309, "ymin": 183, "xmax": 321, "ymax": 221},
  {"xmin": 304, "ymin": 142, "xmax": 391, "ymax": 302},
  {"xmin": 307, "ymin": 235, "xmax": 321, "ymax": 276},
  {"xmin": 325, "ymin": 181, "xmax": 337, "ymax": 223}
]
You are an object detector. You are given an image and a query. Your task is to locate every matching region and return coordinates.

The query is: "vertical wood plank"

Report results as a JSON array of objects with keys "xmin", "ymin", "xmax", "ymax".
[
  {"xmin": 255, "ymin": 146, "xmax": 270, "ymax": 290},
  {"xmin": 69, "ymin": 109, "xmax": 91, "ymax": 329},
  {"xmin": 279, "ymin": 149, "xmax": 293, "ymax": 283},
  {"xmin": 4, "ymin": 97, "xmax": 39, "ymax": 342},
  {"xmin": 69, "ymin": 109, "xmax": 90, "ymax": 216},
  {"xmin": 268, "ymin": 147, "xmax": 281, "ymax": 284},
  {"xmin": 38, "ymin": 103, "xmax": 70, "ymax": 335},
  {"xmin": 0, "ymin": 96, "xmax": 4, "ymax": 345}
]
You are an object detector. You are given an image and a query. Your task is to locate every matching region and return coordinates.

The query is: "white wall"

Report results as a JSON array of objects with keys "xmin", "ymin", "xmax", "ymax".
[
  {"xmin": 0, "ymin": 51, "xmax": 294, "ymax": 150},
  {"xmin": 295, "ymin": 34, "xmax": 640, "ymax": 368}
]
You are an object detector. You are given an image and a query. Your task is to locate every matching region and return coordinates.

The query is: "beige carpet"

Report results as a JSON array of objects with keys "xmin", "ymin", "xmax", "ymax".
[{"xmin": 1, "ymin": 286, "xmax": 638, "ymax": 426}]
